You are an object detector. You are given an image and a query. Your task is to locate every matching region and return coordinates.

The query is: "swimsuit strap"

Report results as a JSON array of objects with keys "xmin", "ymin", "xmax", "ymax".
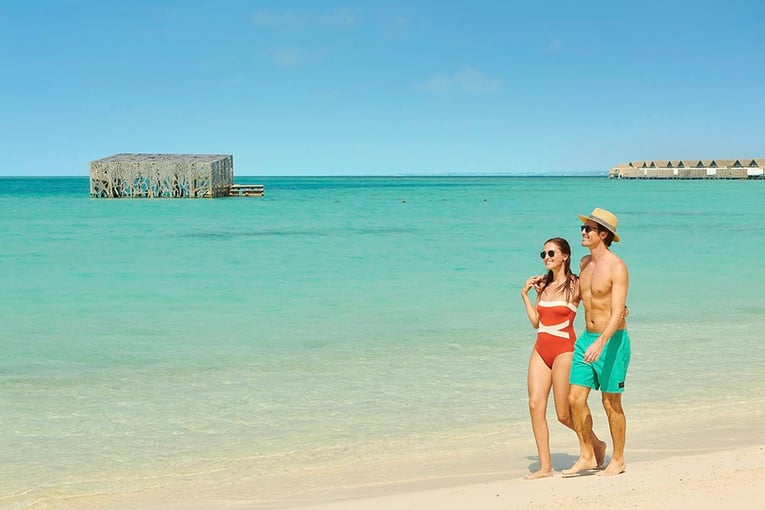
[{"xmin": 537, "ymin": 300, "xmax": 577, "ymax": 312}]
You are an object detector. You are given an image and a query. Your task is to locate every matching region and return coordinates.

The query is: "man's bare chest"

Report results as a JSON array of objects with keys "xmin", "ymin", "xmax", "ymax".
[{"xmin": 580, "ymin": 267, "xmax": 612, "ymax": 299}]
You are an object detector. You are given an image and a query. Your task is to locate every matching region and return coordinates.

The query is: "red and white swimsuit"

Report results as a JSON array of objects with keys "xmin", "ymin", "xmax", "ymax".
[{"xmin": 534, "ymin": 300, "xmax": 577, "ymax": 368}]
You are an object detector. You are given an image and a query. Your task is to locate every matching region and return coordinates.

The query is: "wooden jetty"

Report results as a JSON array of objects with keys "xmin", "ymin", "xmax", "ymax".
[
  {"xmin": 609, "ymin": 158, "xmax": 765, "ymax": 180},
  {"xmin": 229, "ymin": 184, "xmax": 264, "ymax": 197},
  {"xmin": 89, "ymin": 153, "xmax": 264, "ymax": 198}
]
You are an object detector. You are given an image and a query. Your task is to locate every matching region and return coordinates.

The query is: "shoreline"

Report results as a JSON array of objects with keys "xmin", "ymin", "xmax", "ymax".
[
  {"xmin": 282, "ymin": 413, "xmax": 765, "ymax": 510},
  {"xmin": 37, "ymin": 410, "xmax": 764, "ymax": 510}
]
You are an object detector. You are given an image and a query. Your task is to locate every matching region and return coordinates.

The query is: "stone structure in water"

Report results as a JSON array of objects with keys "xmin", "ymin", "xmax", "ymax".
[{"xmin": 89, "ymin": 153, "xmax": 234, "ymax": 198}]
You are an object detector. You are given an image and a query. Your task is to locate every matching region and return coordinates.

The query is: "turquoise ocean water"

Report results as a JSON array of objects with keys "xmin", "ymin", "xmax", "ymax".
[{"xmin": 1, "ymin": 176, "xmax": 764, "ymax": 507}]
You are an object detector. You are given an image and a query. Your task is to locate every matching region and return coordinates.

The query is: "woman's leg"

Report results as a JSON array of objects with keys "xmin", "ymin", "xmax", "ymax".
[
  {"xmin": 551, "ymin": 352, "xmax": 574, "ymax": 429},
  {"xmin": 526, "ymin": 349, "xmax": 553, "ymax": 479}
]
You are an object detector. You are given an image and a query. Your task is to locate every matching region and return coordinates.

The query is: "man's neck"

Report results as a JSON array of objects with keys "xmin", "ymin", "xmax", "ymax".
[{"xmin": 589, "ymin": 243, "xmax": 609, "ymax": 260}]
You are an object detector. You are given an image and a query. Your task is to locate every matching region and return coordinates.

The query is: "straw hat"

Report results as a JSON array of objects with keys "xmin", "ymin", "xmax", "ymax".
[{"xmin": 578, "ymin": 208, "xmax": 621, "ymax": 242}]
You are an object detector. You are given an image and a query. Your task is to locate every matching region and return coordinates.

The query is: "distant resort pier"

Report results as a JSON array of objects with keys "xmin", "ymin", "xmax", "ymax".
[
  {"xmin": 89, "ymin": 153, "xmax": 264, "ymax": 198},
  {"xmin": 609, "ymin": 159, "xmax": 765, "ymax": 179}
]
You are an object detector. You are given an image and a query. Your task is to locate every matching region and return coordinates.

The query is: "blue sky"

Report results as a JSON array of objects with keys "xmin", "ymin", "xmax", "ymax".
[{"xmin": 2, "ymin": 0, "xmax": 764, "ymax": 176}]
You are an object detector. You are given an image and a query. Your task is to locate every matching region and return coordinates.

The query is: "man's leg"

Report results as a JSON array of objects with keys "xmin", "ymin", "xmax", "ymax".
[
  {"xmin": 562, "ymin": 384, "xmax": 599, "ymax": 475},
  {"xmin": 599, "ymin": 392, "xmax": 626, "ymax": 475},
  {"xmin": 551, "ymin": 355, "xmax": 607, "ymax": 468}
]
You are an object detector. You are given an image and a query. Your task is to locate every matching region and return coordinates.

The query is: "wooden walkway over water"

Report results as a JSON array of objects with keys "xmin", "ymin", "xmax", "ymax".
[{"xmin": 229, "ymin": 184, "xmax": 264, "ymax": 197}]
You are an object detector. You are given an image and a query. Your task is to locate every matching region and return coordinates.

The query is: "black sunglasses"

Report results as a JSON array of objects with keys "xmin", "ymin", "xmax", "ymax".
[
  {"xmin": 580, "ymin": 225, "xmax": 600, "ymax": 233},
  {"xmin": 539, "ymin": 250, "xmax": 556, "ymax": 259}
]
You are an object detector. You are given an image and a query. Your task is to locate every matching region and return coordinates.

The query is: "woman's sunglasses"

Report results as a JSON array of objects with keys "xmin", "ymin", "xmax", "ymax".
[
  {"xmin": 539, "ymin": 250, "xmax": 556, "ymax": 259},
  {"xmin": 580, "ymin": 225, "xmax": 600, "ymax": 233}
]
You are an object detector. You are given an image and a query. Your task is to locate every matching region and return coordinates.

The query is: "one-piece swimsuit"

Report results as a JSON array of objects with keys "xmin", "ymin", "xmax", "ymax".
[{"xmin": 534, "ymin": 300, "xmax": 577, "ymax": 368}]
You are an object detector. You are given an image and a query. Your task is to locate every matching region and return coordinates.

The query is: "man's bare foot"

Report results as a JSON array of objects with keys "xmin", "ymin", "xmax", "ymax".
[
  {"xmin": 561, "ymin": 456, "xmax": 598, "ymax": 476},
  {"xmin": 594, "ymin": 440, "xmax": 607, "ymax": 468},
  {"xmin": 597, "ymin": 459, "xmax": 626, "ymax": 476},
  {"xmin": 523, "ymin": 468, "xmax": 553, "ymax": 480}
]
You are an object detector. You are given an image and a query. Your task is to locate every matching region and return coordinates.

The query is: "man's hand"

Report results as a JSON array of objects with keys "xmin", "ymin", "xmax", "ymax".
[{"xmin": 584, "ymin": 340, "xmax": 604, "ymax": 363}]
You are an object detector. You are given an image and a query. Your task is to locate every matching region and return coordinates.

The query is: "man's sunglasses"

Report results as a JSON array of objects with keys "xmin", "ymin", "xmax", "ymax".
[{"xmin": 580, "ymin": 225, "xmax": 600, "ymax": 233}]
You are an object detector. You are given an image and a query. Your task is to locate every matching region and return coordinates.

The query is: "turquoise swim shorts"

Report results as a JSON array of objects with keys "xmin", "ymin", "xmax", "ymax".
[{"xmin": 569, "ymin": 329, "xmax": 631, "ymax": 393}]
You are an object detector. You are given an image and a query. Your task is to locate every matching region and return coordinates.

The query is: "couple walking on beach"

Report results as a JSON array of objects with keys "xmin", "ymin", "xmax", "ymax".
[{"xmin": 520, "ymin": 208, "xmax": 631, "ymax": 479}]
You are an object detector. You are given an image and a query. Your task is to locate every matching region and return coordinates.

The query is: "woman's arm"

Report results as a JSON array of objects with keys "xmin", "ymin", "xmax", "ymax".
[{"xmin": 521, "ymin": 276, "xmax": 543, "ymax": 328}]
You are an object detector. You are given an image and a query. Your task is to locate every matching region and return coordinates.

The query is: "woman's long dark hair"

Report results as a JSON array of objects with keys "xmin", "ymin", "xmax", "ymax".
[{"xmin": 541, "ymin": 237, "xmax": 577, "ymax": 303}]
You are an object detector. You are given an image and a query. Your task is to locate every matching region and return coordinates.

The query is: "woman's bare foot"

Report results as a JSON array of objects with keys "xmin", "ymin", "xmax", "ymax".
[
  {"xmin": 524, "ymin": 468, "xmax": 554, "ymax": 480},
  {"xmin": 597, "ymin": 458, "xmax": 626, "ymax": 476},
  {"xmin": 561, "ymin": 455, "xmax": 598, "ymax": 476}
]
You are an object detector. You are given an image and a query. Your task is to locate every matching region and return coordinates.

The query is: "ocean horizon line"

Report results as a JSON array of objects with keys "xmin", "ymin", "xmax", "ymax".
[{"xmin": 1, "ymin": 172, "xmax": 610, "ymax": 179}]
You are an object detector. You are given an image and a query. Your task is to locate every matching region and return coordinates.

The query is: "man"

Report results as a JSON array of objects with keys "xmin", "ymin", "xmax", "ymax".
[{"xmin": 563, "ymin": 208, "xmax": 631, "ymax": 477}]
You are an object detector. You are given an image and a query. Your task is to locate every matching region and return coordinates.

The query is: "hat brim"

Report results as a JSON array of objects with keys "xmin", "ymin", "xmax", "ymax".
[{"xmin": 578, "ymin": 214, "xmax": 621, "ymax": 242}]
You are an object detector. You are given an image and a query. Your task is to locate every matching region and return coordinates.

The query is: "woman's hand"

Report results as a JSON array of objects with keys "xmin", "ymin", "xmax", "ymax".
[{"xmin": 521, "ymin": 276, "xmax": 543, "ymax": 297}]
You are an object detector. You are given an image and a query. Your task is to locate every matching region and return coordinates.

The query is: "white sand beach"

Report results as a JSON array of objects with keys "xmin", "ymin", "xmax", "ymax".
[
  {"xmin": 286, "ymin": 445, "xmax": 764, "ymax": 510},
  {"xmin": 282, "ymin": 411, "xmax": 765, "ymax": 510},
  {"xmin": 63, "ymin": 443, "xmax": 764, "ymax": 510},
  {"xmin": 57, "ymin": 413, "xmax": 764, "ymax": 510}
]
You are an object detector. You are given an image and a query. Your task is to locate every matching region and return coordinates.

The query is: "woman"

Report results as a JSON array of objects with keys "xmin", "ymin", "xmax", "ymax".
[{"xmin": 520, "ymin": 237, "xmax": 605, "ymax": 479}]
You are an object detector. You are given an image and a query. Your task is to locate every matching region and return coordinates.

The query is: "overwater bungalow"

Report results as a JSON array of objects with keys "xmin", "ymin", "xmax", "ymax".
[{"xmin": 609, "ymin": 158, "xmax": 765, "ymax": 179}]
